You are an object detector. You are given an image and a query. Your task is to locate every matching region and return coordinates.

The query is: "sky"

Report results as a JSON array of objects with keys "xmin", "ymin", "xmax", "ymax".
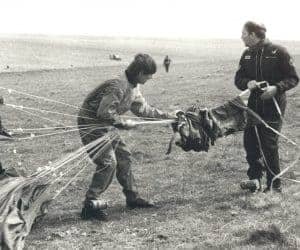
[{"xmin": 0, "ymin": 0, "xmax": 299, "ymax": 40}]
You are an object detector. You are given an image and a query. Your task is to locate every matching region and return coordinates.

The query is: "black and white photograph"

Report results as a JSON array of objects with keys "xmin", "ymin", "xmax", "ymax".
[{"xmin": 0, "ymin": 0, "xmax": 299, "ymax": 249}]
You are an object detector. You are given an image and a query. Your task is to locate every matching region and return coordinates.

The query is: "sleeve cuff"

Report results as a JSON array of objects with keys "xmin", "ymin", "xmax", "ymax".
[{"xmin": 273, "ymin": 81, "xmax": 285, "ymax": 94}]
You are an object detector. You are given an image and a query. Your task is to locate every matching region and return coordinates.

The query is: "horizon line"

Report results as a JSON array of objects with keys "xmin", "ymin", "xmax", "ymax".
[{"xmin": 0, "ymin": 33, "xmax": 300, "ymax": 43}]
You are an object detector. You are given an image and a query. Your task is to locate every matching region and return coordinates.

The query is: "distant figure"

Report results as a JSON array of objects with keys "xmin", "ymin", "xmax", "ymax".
[
  {"xmin": 163, "ymin": 55, "xmax": 171, "ymax": 72},
  {"xmin": 0, "ymin": 96, "xmax": 9, "ymax": 175},
  {"xmin": 0, "ymin": 95, "xmax": 12, "ymax": 140},
  {"xmin": 109, "ymin": 54, "xmax": 122, "ymax": 61}
]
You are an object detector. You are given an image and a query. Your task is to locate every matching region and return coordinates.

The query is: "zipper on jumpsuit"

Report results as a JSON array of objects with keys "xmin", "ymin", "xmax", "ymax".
[
  {"xmin": 255, "ymin": 47, "xmax": 265, "ymax": 116},
  {"xmin": 260, "ymin": 47, "xmax": 265, "ymax": 115},
  {"xmin": 255, "ymin": 50, "xmax": 259, "ymax": 113}
]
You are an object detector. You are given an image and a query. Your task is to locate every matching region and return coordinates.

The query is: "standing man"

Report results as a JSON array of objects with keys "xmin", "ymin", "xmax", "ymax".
[
  {"xmin": 0, "ymin": 96, "xmax": 6, "ymax": 174},
  {"xmin": 163, "ymin": 55, "xmax": 171, "ymax": 73},
  {"xmin": 234, "ymin": 21, "xmax": 299, "ymax": 193},
  {"xmin": 78, "ymin": 54, "xmax": 175, "ymax": 220}
]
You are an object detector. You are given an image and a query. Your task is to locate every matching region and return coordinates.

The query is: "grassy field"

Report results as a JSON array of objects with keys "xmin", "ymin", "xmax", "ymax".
[{"xmin": 0, "ymin": 35, "xmax": 299, "ymax": 249}]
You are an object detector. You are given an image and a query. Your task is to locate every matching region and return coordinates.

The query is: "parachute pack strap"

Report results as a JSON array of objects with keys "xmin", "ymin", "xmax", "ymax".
[
  {"xmin": 230, "ymin": 97, "xmax": 297, "ymax": 146},
  {"xmin": 257, "ymin": 117, "xmax": 297, "ymax": 146},
  {"xmin": 254, "ymin": 126, "xmax": 277, "ymax": 178},
  {"xmin": 272, "ymin": 151, "xmax": 300, "ymax": 185},
  {"xmin": 272, "ymin": 97, "xmax": 282, "ymax": 117},
  {"xmin": 254, "ymin": 126, "xmax": 300, "ymax": 188},
  {"xmin": 238, "ymin": 89, "xmax": 250, "ymax": 97},
  {"xmin": 238, "ymin": 81, "xmax": 269, "ymax": 97}
]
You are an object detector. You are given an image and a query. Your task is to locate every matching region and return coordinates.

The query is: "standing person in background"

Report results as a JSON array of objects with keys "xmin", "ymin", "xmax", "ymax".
[
  {"xmin": 78, "ymin": 53, "xmax": 176, "ymax": 221},
  {"xmin": 163, "ymin": 55, "xmax": 171, "ymax": 73},
  {"xmin": 0, "ymin": 96, "xmax": 6, "ymax": 174},
  {"xmin": 0, "ymin": 96, "xmax": 12, "ymax": 175},
  {"xmin": 234, "ymin": 21, "xmax": 299, "ymax": 193}
]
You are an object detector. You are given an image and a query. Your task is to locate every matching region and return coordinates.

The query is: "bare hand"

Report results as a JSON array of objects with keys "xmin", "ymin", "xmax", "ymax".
[
  {"xmin": 247, "ymin": 80, "xmax": 260, "ymax": 90},
  {"xmin": 168, "ymin": 110, "xmax": 184, "ymax": 119},
  {"xmin": 260, "ymin": 86, "xmax": 277, "ymax": 100},
  {"xmin": 124, "ymin": 119, "xmax": 137, "ymax": 129},
  {"xmin": 114, "ymin": 119, "xmax": 137, "ymax": 130}
]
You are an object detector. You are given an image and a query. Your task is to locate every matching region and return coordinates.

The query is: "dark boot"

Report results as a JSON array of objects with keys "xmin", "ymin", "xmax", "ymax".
[
  {"xmin": 240, "ymin": 179, "xmax": 261, "ymax": 193},
  {"xmin": 126, "ymin": 197, "xmax": 156, "ymax": 209},
  {"xmin": 80, "ymin": 200, "xmax": 108, "ymax": 221},
  {"xmin": 124, "ymin": 190, "xmax": 155, "ymax": 209},
  {"xmin": 263, "ymin": 186, "xmax": 282, "ymax": 194},
  {"xmin": 264, "ymin": 178, "xmax": 282, "ymax": 193}
]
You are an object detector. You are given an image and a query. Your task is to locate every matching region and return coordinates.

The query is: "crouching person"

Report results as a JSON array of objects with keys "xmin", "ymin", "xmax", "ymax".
[{"xmin": 78, "ymin": 54, "xmax": 175, "ymax": 220}]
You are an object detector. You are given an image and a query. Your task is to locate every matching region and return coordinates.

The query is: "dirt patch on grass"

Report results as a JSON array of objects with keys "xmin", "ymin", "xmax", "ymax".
[{"xmin": 245, "ymin": 224, "xmax": 288, "ymax": 246}]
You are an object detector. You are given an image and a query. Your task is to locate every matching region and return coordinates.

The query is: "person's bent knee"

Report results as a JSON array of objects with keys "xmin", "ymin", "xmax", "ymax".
[{"xmin": 93, "ymin": 156, "xmax": 117, "ymax": 169}]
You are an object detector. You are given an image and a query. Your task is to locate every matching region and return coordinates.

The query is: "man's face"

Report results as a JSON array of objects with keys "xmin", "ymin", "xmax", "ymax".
[
  {"xmin": 241, "ymin": 27, "xmax": 259, "ymax": 47},
  {"xmin": 137, "ymin": 72, "xmax": 153, "ymax": 84}
]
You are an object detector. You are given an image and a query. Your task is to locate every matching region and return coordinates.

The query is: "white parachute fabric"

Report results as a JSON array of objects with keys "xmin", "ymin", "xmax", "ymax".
[
  {"xmin": 0, "ymin": 132, "xmax": 118, "ymax": 250},
  {"xmin": 0, "ymin": 174, "xmax": 51, "ymax": 250}
]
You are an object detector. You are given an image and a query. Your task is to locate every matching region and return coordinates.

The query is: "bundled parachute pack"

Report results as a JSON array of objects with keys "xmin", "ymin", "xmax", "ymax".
[{"xmin": 167, "ymin": 96, "xmax": 248, "ymax": 154}]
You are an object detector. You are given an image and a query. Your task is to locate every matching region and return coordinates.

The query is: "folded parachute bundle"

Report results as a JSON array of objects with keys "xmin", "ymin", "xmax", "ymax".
[{"xmin": 167, "ymin": 96, "xmax": 248, "ymax": 154}]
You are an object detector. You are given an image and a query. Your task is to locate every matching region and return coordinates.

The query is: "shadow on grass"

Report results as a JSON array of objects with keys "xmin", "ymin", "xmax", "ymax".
[
  {"xmin": 155, "ymin": 190, "xmax": 247, "ymax": 211},
  {"xmin": 31, "ymin": 204, "xmax": 127, "ymax": 231},
  {"xmin": 31, "ymin": 202, "xmax": 165, "ymax": 232},
  {"xmin": 242, "ymin": 224, "xmax": 289, "ymax": 247},
  {"xmin": 214, "ymin": 224, "xmax": 292, "ymax": 249},
  {"xmin": 236, "ymin": 192, "xmax": 281, "ymax": 211}
]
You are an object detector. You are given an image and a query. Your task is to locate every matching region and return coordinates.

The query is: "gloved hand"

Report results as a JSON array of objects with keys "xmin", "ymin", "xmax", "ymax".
[
  {"xmin": 0, "ymin": 96, "xmax": 4, "ymax": 105},
  {"xmin": 114, "ymin": 119, "xmax": 137, "ymax": 130}
]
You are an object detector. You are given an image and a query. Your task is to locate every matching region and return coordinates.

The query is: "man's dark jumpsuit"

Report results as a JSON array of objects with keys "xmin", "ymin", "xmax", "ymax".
[
  {"xmin": 78, "ymin": 73, "xmax": 173, "ymax": 202},
  {"xmin": 0, "ymin": 96, "xmax": 4, "ymax": 174},
  {"xmin": 235, "ymin": 40, "xmax": 299, "ymax": 188}
]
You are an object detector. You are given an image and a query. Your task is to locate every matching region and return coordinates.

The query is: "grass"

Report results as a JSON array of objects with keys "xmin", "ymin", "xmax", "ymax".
[{"xmin": 0, "ymin": 35, "xmax": 299, "ymax": 249}]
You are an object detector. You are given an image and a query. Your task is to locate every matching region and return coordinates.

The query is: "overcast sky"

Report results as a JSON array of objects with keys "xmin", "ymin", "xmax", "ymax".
[{"xmin": 0, "ymin": 0, "xmax": 299, "ymax": 40}]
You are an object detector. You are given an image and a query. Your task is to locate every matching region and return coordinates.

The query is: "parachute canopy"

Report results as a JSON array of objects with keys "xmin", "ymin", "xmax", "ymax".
[{"xmin": 0, "ymin": 169, "xmax": 51, "ymax": 250}]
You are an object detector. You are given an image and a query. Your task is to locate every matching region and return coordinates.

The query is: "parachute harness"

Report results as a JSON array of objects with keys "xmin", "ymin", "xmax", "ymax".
[{"xmin": 166, "ymin": 108, "xmax": 217, "ymax": 154}]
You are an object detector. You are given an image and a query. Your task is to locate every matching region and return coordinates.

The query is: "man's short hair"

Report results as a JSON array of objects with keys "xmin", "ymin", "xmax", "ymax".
[
  {"xmin": 244, "ymin": 21, "xmax": 267, "ymax": 39},
  {"xmin": 127, "ymin": 54, "xmax": 157, "ymax": 77}
]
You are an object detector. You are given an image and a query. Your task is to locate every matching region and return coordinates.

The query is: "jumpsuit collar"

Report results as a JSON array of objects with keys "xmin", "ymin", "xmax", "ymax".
[
  {"xmin": 125, "ymin": 70, "xmax": 138, "ymax": 88},
  {"xmin": 121, "ymin": 71, "xmax": 138, "ymax": 89},
  {"xmin": 249, "ymin": 39, "xmax": 270, "ymax": 52}
]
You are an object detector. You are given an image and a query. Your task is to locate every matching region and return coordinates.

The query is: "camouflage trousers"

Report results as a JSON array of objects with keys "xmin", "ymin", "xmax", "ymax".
[{"xmin": 79, "ymin": 127, "xmax": 139, "ymax": 201}]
